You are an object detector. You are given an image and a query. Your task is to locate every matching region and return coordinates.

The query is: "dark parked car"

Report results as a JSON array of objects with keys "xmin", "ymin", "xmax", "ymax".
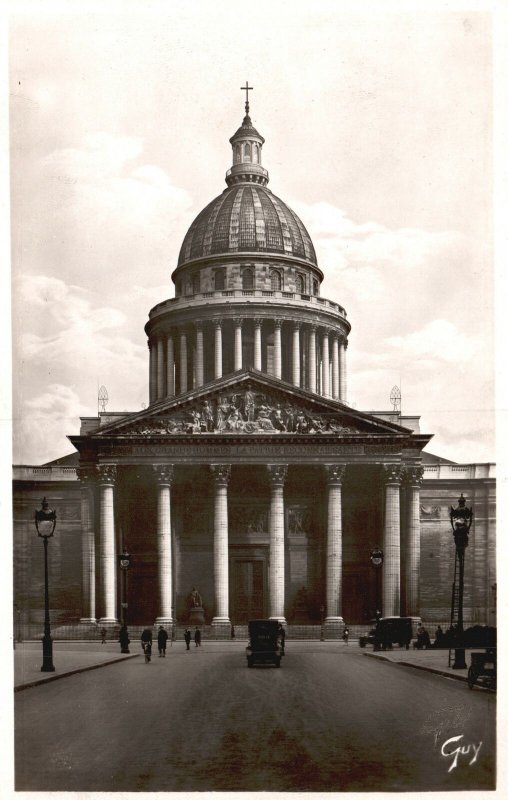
[
  {"xmin": 246, "ymin": 619, "xmax": 283, "ymax": 668},
  {"xmin": 359, "ymin": 617, "xmax": 413, "ymax": 650}
]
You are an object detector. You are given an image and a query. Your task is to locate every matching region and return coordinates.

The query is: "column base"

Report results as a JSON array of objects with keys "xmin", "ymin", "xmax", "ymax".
[
  {"xmin": 79, "ymin": 617, "xmax": 97, "ymax": 625},
  {"xmin": 211, "ymin": 618, "xmax": 231, "ymax": 639},
  {"xmin": 98, "ymin": 618, "xmax": 118, "ymax": 626},
  {"xmin": 154, "ymin": 617, "xmax": 173, "ymax": 627},
  {"xmin": 323, "ymin": 618, "xmax": 344, "ymax": 640},
  {"xmin": 269, "ymin": 616, "xmax": 287, "ymax": 624}
]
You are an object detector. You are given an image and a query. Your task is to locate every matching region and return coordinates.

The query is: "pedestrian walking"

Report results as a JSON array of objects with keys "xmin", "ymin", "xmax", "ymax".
[
  {"xmin": 194, "ymin": 627, "xmax": 201, "ymax": 647},
  {"xmin": 141, "ymin": 628, "xmax": 153, "ymax": 663},
  {"xmin": 184, "ymin": 628, "xmax": 192, "ymax": 650},
  {"xmin": 157, "ymin": 625, "xmax": 169, "ymax": 657},
  {"xmin": 277, "ymin": 623, "xmax": 285, "ymax": 655},
  {"xmin": 119, "ymin": 625, "xmax": 130, "ymax": 653},
  {"xmin": 231, "ymin": 625, "xmax": 235, "ymax": 639},
  {"xmin": 100, "ymin": 627, "xmax": 107, "ymax": 644},
  {"xmin": 342, "ymin": 625, "xmax": 349, "ymax": 645}
]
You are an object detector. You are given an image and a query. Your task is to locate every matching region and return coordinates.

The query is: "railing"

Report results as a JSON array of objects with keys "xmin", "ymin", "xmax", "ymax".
[{"xmin": 150, "ymin": 289, "xmax": 347, "ymax": 318}]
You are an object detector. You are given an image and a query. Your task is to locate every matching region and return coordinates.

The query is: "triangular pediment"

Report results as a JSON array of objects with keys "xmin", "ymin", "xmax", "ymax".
[{"xmin": 91, "ymin": 370, "xmax": 414, "ymax": 439}]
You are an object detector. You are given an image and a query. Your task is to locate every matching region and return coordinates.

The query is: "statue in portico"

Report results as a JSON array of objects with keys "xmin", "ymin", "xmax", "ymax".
[{"xmin": 188, "ymin": 586, "xmax": 205, "ymax": 626}]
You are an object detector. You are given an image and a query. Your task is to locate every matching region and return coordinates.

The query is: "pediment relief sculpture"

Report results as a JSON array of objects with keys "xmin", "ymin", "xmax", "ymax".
[{"xmin": 122, "ymin": 389, "xmax": 360, "ymax": 436}]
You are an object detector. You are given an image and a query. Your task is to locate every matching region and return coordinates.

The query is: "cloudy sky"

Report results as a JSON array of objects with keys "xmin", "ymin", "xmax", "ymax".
[{"xmin": 9, "ymin": 1, "xmax": 497, "ymax": 464}]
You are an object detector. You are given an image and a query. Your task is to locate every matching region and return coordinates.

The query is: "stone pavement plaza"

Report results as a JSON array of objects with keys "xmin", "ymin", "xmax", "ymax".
[{"xmin": 14, "ymin": 639, "xmax": 493, "ymax": 691}]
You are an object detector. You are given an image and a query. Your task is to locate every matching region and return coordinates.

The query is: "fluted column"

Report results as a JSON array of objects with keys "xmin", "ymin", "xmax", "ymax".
[
  {"xmin": 254, "ymin": 318, "xmax": 262, "ymax": 371},
  {"xmin": 180, "ymin": 329, "xmax": 188, "ymax": 394},
  {"xmin": 166, "ymin": 333, "xmax": 175, "ymax": 397},
  {"xmin": 267, "ymin": 465, "xmax": 288, "ymax": 621},
  {"xmin": 324, "ymin": 465, "xmax": 345, "ymax": 624},
  {"xmin": 234, "ymin": 318, "xmax": 243, "ymax": 371},
  {"xmin": 77, "ymin": 466, "xmax": 97, "ymax": 624},
  {"xmin": 321, "ymin": 329, "xmax": 330, "ymax": 398},
  {"xmin": 382, "ymin": 465, "xmax": 404, "ymax": 617},
  {"xmin": 403, "ymin": 466, "xmax": 424, "ymax": 617},
  {"xmin": 274, "ymin": 319, "xmax": 282, "ymax": 379},
  {"xmin": 156, "ymin": 337, "xmax": 165, "ymax": 401},
  {"xmin": 210, "ymin": 465, "xmax": 231, "ymax": 627},
  {"xmin": 195, "ymin": 324, "xmax": 204, "ymax": 387},
  {"xmin": 308, "ymin": 325, "xmax": 317, "ymax": 393},
  {"xmin": 332, "ymin": 335, "xmax": 339, "ymax": 400},
  {"xmin": 339, "ymin": 340, "xmax": 347, "ymax": 403},
  {"xmin": 153, "ymin": 465, "xmax": 174, "ymax": 624},
  {"xmin": 214, "ymin": 321, "xmax": 223, "ymax": 379},
  {"xmin": 292, "ymin": 322, "xmax": 301, "ymax": 387},
  {"xmin": 149, "ymin": 340, "xmax": 157, "ymax": 405},
  {"xmin": 98, "ymin": 465, "xmax": 117, "ymax": 624}
]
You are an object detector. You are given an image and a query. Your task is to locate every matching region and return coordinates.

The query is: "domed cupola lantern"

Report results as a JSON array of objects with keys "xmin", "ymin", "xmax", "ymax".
[
  {"xmin": 226, "ymin": 82, "xmax": 269, "ymax": 187},
  {"xmin": 145, "ymin": 86, "xmax": 351, "ymax": 407}
]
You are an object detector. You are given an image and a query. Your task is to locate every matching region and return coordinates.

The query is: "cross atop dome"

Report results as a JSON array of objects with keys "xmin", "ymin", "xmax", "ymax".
[{"xmin": 241, "ymin": 81, "xmax": 253, "ymax": 115}]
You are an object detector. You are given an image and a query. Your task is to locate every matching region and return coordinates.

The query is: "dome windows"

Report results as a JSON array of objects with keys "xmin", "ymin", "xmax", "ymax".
[
  {"xmin": 312, "ymin": 278, "xmax": 319, "ymax": 296},
  {"xmin": 295, "ymin": 273, "xmax": 305, "ymax": 294},
  {"xmin": 242, "ymin": 267, "xmax": 254, "ymax": 290},
  {"xmin": 270, "ymin": 269, "xmax": 282, "ymax": 291},
  {"xmin": 192, "ymin": 273, "xmax": 201, "ymax": 295},
  {"xmin": 214, "ymin": 268, "xmax": 225, "ymax": 290}
]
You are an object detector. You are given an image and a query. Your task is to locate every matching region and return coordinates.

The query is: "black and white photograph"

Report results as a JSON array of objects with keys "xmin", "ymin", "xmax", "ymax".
[{"xmin": 5, "ymin": 0, "xmax": 505, "ymax": 794}]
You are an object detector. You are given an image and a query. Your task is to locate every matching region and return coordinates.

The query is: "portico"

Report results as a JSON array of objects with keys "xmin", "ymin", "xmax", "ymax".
[{"xmin": 71, "ymin": 371, "xmax": 430, "ymax": 635}]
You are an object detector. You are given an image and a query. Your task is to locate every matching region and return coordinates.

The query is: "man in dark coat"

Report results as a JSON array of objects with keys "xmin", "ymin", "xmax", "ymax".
[
  {"xmin": 194, "ymin": 627, "xmax": 201, "ymax": 647},
  {"xmin": 157, "ymin": 626, "xmax": 169, "ymax": 657},
  {"xmin": 184, "ymin": 628, "xmax": 192, "ymax": 650},
  {"xmin": 119, "ymin": 625, "xmax": 130, "ymax": 654}
]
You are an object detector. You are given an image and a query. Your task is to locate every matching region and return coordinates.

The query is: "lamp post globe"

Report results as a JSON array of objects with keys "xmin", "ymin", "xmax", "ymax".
[
  {"xmin": 450, "ymin": 494, "xmax": 473, "ymax": 670},
  {"xmin": 35, "ymin": 498, "xmax": 57, "ymax": 672},
  {"xmin": 118, "ymin": 551, "xmax": 131, "ymax": 653}
]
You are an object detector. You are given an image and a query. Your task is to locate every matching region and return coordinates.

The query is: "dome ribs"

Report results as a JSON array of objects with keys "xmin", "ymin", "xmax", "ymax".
[
  {"xmin": 292, "ymin": 209, "xmax": 317, "ymax": 264},
  {"xmin": 202, "ymin": 193, "xmax": 232, "ymax": 257},
  {"xmin": 250, "ymin": 188, "xmax": 267, "ymax": 250},
  {"xmin": 238, "ymin": 187, "xmax": 256, "ymax": 250},
  {"xmin": 271, "ymin": 193, "xmax": 305, "ymax": 258},
  {"xmin": 210, "ymin": 188, "xmax": 238, "ymax": 255},
  {"xmin": 257, "ymin": 189, "xmax": 285, "ymax": 254},
  {"xmin": 226, "ymin": 187, "xmax": 245, "ymax": 252}
]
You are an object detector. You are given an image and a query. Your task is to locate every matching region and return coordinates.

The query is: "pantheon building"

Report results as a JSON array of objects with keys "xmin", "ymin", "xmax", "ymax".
[{"xmin": 13, "ymin": 99, "xmax": 496, "ymax": 637}]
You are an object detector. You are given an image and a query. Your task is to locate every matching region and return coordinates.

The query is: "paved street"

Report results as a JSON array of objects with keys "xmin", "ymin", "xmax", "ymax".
[{"xmin": 15, "ymin": 642, "xmax": 495, "ymax": 792}]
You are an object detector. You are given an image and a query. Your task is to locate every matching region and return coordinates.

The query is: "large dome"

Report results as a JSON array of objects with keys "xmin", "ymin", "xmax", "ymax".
[{"xmin": 177, "ymin": 184, "xmax": 317, "ymax": 269}]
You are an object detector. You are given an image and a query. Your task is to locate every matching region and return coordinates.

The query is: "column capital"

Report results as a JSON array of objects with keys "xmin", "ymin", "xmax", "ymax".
[
  {"xmin": 214, "ymin": 319, "xmax": 223, "ymax": 330},
  {"xmin": 97, "ymin": 465, "xmax": 117, "ymax": 485},
  {"xmin": 292, "ymin": 320, "xmax": 302, "ymax": 330},
  {"xmin": 324, "ymin": 464, "xmax": 346, "ymax": 484},
  {"xmin": 381, "ymin": 464, "xmax": 404, "ymax": 485},
  {"xmin": 267, "ymin": 464, "xmax": 288, "ymax": 486},
  {"xmin": 253, "ymin": 317, "xmax": 263, "ymax": 327},
  {"xmin": 210, "ymin": 464, "xmax": 231, "ymax": 485},
  {"xmin": 308, "ymin": 323, "xmax": 318, "ymax": 333},
  {"xmin": 153, "ymin": 465, "xmax": 175, "ymax": 486},
  {"xmin": 274, "ymin": 318, "xmax": 283, "ymax": 329},
  {"xmin": 320, "ymin": 326, "xmax": 331, "ymax": 337},
  {"xmin": 77, "ymin": 465, "xmax": 98, "ymax": 485},
  {"xmin": 194, "ymin": 321, "xmax": 203, "ymax": 332},
  {"xmin": 402, "ymin": 465, "xmax": 425, "ymax": 487},
  {"xmin": 233, "ymin": 317, "xmax": 243, "ymax": 327}
]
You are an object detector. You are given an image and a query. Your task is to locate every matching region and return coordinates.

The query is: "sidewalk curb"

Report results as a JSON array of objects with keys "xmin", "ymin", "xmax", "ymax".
[
  {"xmin": 362, "ymin": 651, "xmax": 496, "ymax": 692},
  {"xmin": 14, "ymin": 654, "xmax": 140, "ymax": 693},
  {"xmin": 362, "ymin": 651, "xmax": 467, "ymax": 681}
]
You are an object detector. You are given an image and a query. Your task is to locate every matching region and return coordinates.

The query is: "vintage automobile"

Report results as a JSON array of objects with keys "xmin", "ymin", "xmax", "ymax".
[
  {"xmin": 246, "ymin": 619, "xmax": 283, "ymax": 668},
  {"xmin": 358, "ymin": 617, "xmax": 413, "ymax": 650}
]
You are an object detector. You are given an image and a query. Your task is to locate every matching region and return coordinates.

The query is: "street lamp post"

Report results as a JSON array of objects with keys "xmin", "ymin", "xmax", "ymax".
[
  {"xmin": 450, "ymin": 494, "xmax": 473, "ymax": 670},
  {"xmin": 35, "ymin": 498, "xmax": 57, "ymax": 672},
  {"xmin": 370, "ymin": 548, "xmax": 383, "ymax": 618},
  {"xmin": 118, "ymin": 551, "xmax": 131, "ymax": 653}
]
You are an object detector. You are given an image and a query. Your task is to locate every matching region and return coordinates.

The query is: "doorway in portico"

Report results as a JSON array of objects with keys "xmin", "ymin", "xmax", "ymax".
[{"xmin": 230, "ymin": 556, "xmax": 266, "ymax": 622}]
